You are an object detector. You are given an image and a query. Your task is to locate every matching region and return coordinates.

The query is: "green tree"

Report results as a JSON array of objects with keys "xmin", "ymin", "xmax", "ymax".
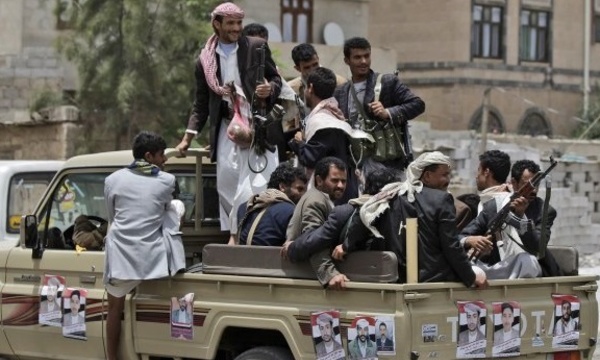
[
  {"xmin": 574, "ymin": 88, "xmax": 600, "ymax": 140},
  {"xmin": 57, "ymin": 0, "xmax": 218, "ymax": 153}
]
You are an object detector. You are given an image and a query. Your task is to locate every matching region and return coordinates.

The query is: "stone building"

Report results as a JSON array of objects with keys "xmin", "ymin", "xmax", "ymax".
[
  {"xmin": 2, "ymin": 0, "xmax": 600, "ymax": 146},
  {"xmin": 240, "ymin": 0, "xmax": 600, "ymax": 138}
]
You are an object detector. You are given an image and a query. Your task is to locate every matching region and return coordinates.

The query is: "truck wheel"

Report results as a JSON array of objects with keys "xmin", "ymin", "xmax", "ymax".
[{"xmin": 234, "ymin": 346, "xmax": 294, "ymax": 360}]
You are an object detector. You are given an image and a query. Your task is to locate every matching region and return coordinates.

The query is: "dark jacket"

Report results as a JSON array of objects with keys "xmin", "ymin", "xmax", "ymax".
[
  {"xmin": 460, "ymin": 196, "xmax": 562, "ymax": 276},
  {"xmin": 186, "ymin": 36, "xmax": 282, "ymax": 161},
  {"xmin": 333, "ymin": 70, "xmax": 424, "ymax": 171},
  {"xmin": 237, "ymin": 202, "xmax": 294, "ymax": 246},
  {"xmin": 345, "ymin": 187, "xmax": 475, "ymax": 286},
  {"xmin": 288, "ymin": 128, "xmax": 359, "ymax": 205}
]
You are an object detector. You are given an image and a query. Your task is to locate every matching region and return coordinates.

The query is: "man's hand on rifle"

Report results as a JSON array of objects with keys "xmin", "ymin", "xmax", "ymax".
[
  {"xmin": 464, "ymin": 235, "xmax": 493, "ymax": 257},
  {"xmin": 510, "ymin": 196, "xmax": 529, "ymax": 217},
  {"xmin": 255, "ymin": 79, "xmax": 271, "ymax": 99}
]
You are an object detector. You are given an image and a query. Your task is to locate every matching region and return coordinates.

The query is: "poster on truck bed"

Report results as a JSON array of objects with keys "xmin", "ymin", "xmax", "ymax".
[
  {"xmin": 39, "ymin": 274, "xmax": 65, "ymax": 327},
  {"xmin": 551, "ymin": 294, "xmax": 580, "ymax": 348},
  {"xmin": 456, "ymin": 300, "xmax": 486, "ymax": 358},
  {"xmin": 374, "ymin": 316, "xmax": 395, "ymax": 356},
  {"xmin": 491, "ymin": 301, "xmax": 521, "ymax": 357},
  {"xmin": 310, "ymin": 311, "xmax": 345, "ymax": 360},
  {"xmin": 62, "ymin": 288, "xmax": 87, "ymax": 340},
  {"xmin": 171, "ymin": 293, "xmax": 194, "ymax": 340},
  {"xmin": 347, "ymin": 316, "xmax": 377, "ymax": 360}
]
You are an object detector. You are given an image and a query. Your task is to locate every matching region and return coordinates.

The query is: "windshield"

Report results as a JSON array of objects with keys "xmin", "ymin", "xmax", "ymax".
[{"xmin": 7, "ymin": 172, "xmax": 56, "ymax": 234}]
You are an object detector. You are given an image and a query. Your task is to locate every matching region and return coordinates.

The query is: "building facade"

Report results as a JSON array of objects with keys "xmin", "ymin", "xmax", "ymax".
[{"xmin": 241, "ymin": 0, "xmax": 600, "ymax": 138}]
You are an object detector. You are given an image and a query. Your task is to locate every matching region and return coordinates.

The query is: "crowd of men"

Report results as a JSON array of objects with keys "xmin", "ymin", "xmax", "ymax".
[{"xmin": 102, "ymin": 2, "xmax": 564, "ymax": 358}]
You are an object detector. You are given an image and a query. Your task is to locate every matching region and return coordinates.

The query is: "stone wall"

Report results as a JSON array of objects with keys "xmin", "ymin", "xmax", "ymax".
[{"xmin": 0, "ymin": 121, "xmax": 82, "ymax": 160}]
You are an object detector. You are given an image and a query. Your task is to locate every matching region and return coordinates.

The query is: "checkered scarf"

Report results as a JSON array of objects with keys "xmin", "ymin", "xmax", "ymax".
[{"xmin": 199, "ymin": 2, "xmax": 245, "ymax": 96}]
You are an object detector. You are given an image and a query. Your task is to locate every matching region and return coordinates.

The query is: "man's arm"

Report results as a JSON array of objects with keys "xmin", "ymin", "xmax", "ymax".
[
  {"xmin": 288, "ymin": 129, "xmax": 335, "ymax": 169},
  {"xmin": 308, "ymin": 248, "xmax": 348, "ymax": 289},
  {"xmin": 288, "ymin": 205, "xmax": 354, "ymax": 262},
  {"xmin": 381, "ymin": 74, "xmax": 425, "ymax": 127},
  {"xmin": 519, "ymin": 204, "xmax": 557, "ymax": 254},
  {"xmin": 178, "ymin": 60, "xmax": 211, "ymax": 152}
]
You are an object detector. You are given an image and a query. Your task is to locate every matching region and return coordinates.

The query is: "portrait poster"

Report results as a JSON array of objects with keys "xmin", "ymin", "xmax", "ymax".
[
  {"xmin": 39, "ymin": 274, "xmax": 65, "ymax": 327},
  {"xmin": 491, "ymin": 301, "xmax": 521, "ymax": 357},
  {"xmin": 374, "ymin": 316, "xmax": 395, "ymax": 355},
  {"xmin": 456, "ymin": 300, "xmax": 486, "ymax": 358},
  {"xmin": 551, "ymin": 294, "xmax": 580, "ymax": 348},
  {"xmin": 310, "ymin": 311, "xmax": 345, "ymax": 360},
  {"xmin": 62, "ymin": 287, "xmax": 87, "ymax": 340},
  {"xmin": 347, "ymin": 316, "xmax": 378, "ymax": 360},
  {"xmin": 170, "ymin": 293, "xmax": 194, "ymax": 340}
]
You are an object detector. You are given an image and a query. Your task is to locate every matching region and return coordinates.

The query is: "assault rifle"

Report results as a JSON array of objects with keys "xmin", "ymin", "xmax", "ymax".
[
  {"xmin": 469, "ymin": 156, "xmax": 558, "ymax": 261},
  {"xmin": 251, "ymin": 43, "xmax": 283, "ymax": 157}
]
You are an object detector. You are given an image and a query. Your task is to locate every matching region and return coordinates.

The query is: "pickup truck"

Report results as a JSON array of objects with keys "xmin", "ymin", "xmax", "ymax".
[
  {"xmin": 0, "ymin": 160, "xmax": 63, "ymax": 244},
  {"xmin": 0, "ymin": 149, "xmax": 597, "ymax": 360}
]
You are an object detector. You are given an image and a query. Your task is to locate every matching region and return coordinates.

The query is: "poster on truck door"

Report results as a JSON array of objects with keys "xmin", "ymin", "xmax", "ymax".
[
  {"xmin": 171, "ymin": 293, "xmax": 194, "ymax": 340},
  {"xmin": 39, "ymin": 274, "xmax": 65, "ymax": 327},
  {"xmin": 62, "ymin": 288, "xmax": 87, "ymax": 340}
]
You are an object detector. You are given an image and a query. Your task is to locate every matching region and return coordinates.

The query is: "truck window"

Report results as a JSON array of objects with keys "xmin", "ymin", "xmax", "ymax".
[
  {"xmin": 35, "ymin": 169, "xmax": 218, "ymax": 249},
  {"xmin": 176, "ymin": 172, "xmax": 219, "ymax": 226},
  {"xmin": 41, "ymin": 173, "xmax": 108, "ymax": 235},
  {"xmin": 7, "ymin": 172, "xmax": 56, "ymax": 234}
]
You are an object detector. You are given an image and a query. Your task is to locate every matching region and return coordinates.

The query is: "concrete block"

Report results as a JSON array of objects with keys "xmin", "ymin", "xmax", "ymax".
[
  {"xmin": 0, "ymin": 99, "xmax": 11, "ymax": 109},
  {"xmin": 0, "ymin": 67, "xmax": 15, "ymax": 78},
  {"xmin": 11, "ymin": 98, "xmax": 28, "ymax": 109},
  {"xmin": 571, "ymin": 173, "xmax": 586, "ymax": 182},
  {"xmin": 13, "ymin": 77, "xmax": 30, "ymax": 89},
  {"xmin": 26, "ymin": 58, "xmax": 43, "ymax": 68},
  {"xmin": 15, "ymin": 68, "xmax": 32, "ymax": 77},
  {"xmin": 43, "ymin": 58, "xmax": 58, "ymax": 68},
  {"xmin": 3, "ymin": 88, "xmax": 19, "ymax": 100},
  {"xmin": 31, "ymin": 68, "xmax": 61, "ymax": 78}
]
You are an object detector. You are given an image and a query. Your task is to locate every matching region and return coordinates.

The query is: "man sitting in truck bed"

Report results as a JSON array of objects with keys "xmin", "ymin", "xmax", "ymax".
[
  {"xmin": 341, "ymin": 151, "xmax": 487, "ymax": 288},
  {"xmin": 283, "ymin": 163, "xmax": 397, "ymax": 289},
  {"xmin": 235, "ymin": 162, "xmax": 307, "ymax": 246},
  {"xmin": 286, "ymin": 156, "xmax": 347, "ymax": 241},
  {"xmin": 460, "ymin": 159, "xmax": 562, "ymax": 278}
]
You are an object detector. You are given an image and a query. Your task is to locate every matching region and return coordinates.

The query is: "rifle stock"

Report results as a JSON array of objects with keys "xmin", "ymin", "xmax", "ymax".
[{"xmin": 469, "ymin": 156, "xmax": 558, "ymax": 261}]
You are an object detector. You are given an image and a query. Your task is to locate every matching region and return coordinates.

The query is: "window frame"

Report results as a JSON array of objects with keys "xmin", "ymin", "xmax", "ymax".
[
  {"xmin": 280, "ymin": 0, "xmax": 313, "ymax": 43},
  {"xmin": 471, "ymin": 3, "xmax": 505, "ymax": 59},
  {"xmin": 519, "ymin": 8, "xmax": 551, "ymax": 62}
]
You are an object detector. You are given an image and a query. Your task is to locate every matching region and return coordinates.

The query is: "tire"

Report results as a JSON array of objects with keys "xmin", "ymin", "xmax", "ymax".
[{"xmin": 234, "ymin": 346, "xmax": 294, "ymax": 360}]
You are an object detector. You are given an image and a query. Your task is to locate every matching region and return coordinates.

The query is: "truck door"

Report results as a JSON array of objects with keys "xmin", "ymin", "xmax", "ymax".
[{"xmin": 1, "ymin": 171, "xmax": 109, "ymax": 360}]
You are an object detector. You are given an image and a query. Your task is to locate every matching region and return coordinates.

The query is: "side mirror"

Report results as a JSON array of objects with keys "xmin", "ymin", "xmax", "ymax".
[{"xmin": 20, "ymin": 215, "xmax": 38, "ymax": 248}]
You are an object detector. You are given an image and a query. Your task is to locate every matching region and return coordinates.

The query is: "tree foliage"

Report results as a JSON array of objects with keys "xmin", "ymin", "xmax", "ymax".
[
  {"xmin": 573, "ymin": 88, "xmax": 600, "ymax": 140},
  {"xmin": 57, "ymin": 0, "xmax": 219, "ymax": 153}
]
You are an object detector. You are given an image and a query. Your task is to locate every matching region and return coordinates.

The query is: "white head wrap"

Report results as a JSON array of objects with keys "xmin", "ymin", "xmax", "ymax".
[{"xmin": 358, "ymin": 151, "xmax": 452, "ymax": 238}]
